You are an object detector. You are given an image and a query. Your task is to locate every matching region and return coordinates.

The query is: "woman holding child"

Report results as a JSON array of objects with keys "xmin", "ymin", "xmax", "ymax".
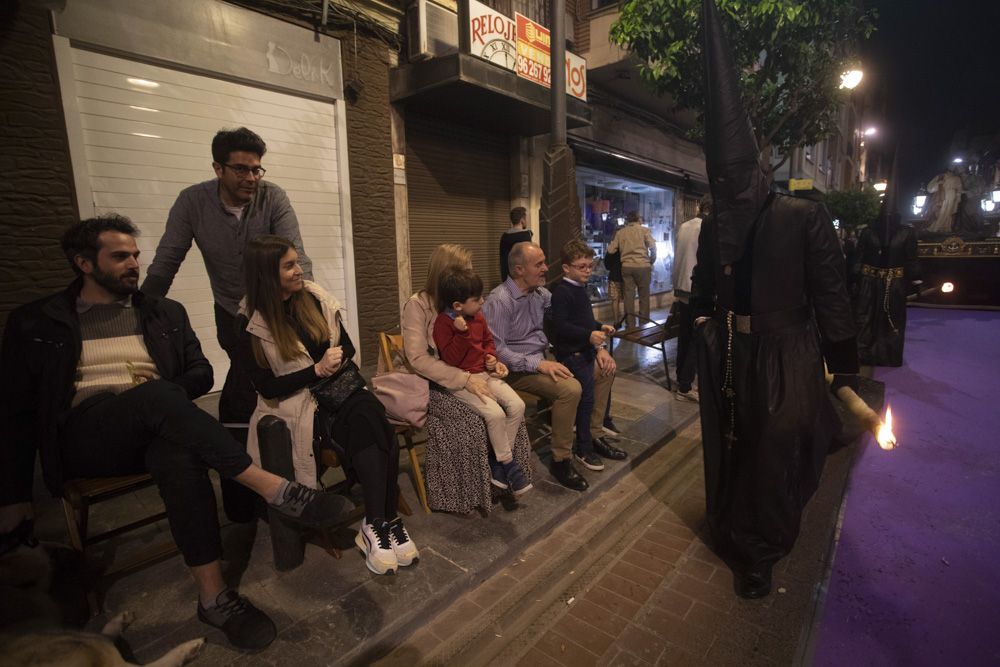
[
  {"xmin": 432, "ymin": 269, "xmax": 531, "ymax": 494},
  {"xmin": 236, "ymin": 235, "xmax": 419, "ymax": 576},
  {"xmin": 402, "ymin": 244, "xmax": 534, "ymax": 512}
]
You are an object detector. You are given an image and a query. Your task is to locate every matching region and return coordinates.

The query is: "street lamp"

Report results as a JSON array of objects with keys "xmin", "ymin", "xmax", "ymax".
[
  {"xmin": 864, "ymin": 127, "xmax": 877, "ymax": 137},
  {"xmin": 840, "ymin": 69, "xmax": 863, "ymax": 90}
]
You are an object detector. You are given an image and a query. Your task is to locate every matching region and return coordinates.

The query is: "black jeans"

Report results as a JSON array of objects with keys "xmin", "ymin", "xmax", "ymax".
[
  {"xmin": 214, "ymin": 304, "xmax": 259, "ymax": 522},
  {"xmin": 675, "ymin": 300, "xmax": 697, "ymax": 392},
  {"xmin": 60, "ymin": 380, "xmax": 253, "ymax": 567}
]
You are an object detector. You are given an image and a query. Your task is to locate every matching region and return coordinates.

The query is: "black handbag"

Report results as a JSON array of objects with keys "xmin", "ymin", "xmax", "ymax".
[{"xmin": 310, "ymin": 359, "xmax": 367, "ymax": 412}]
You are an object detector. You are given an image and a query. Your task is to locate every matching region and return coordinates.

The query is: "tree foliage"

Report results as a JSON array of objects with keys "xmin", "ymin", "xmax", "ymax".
[
  {"xmin": 823, "ymin": 187, "xmax": 882, "ymax": 232},
  {"xmin": 610, "ymin": 0, "xmax": 876, "ymax": 170}
]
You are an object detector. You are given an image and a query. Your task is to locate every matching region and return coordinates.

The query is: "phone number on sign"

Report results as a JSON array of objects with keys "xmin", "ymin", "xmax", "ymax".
[{"xmin": 517, "ymin": 55, "xmax": 550, "ymax": 85}]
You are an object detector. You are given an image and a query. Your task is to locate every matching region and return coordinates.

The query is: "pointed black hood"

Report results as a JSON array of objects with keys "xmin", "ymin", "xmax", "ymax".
[
  {"xmin": 873, "ymin": 146, "xmax": 900, "ymax": 247},
  {"xmin": 701, "ymin": 0, "xmax": 771, "ymax": 265}
]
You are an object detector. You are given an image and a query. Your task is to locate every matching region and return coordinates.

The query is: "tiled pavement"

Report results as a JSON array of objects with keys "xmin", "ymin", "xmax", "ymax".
[{"xmin": 379, "ymin": 377, "xmax": 882, "ymax": 667}]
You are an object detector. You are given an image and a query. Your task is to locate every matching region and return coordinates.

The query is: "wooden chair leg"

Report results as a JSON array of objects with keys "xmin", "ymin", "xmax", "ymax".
[
  {"xmin": 61, "ymin": 499, "xmax": 85, "ymax": 553},
  {"xmin": 405, "ymin": 440, "xmax": 431, "ymax": 514},
  {"xmin": 396, "ymin": 484, "xmax": 413, "ymax": 517}
]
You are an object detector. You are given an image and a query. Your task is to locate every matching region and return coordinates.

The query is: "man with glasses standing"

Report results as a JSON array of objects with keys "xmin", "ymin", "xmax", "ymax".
[{"xmin": 143, "ymin": 127, "xmax": 311, "ymax": 521}]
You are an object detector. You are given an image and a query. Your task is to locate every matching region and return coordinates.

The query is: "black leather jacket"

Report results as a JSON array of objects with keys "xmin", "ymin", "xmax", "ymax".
[{"xmin": 0, "ymin": 279, "xmax": 213, "ymax": 503}]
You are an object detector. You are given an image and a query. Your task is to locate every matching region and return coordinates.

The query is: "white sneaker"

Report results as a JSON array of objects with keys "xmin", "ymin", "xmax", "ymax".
[
  {"xmin": 355, "ymin": 520, "xmax": 398, "ymax": 575},
  {"xmin": 387, "ymin": 517, "xmax": 420, "ymax": 567},
  {"xmin": 676, "ymin": 388, "xmax": 700, "ymax": 403}
]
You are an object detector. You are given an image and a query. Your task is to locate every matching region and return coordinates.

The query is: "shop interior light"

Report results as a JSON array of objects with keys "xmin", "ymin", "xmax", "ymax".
[
  {"xmin": 992, "ymin": 190, "xmax": 1000, "ymax": 203},
  {"xmin": 982, "ymin": 199, "xmax": 996, "ymax": 213}
]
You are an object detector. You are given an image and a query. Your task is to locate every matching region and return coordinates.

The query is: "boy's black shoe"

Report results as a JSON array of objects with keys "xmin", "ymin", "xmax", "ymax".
[
  {"xmin": 574, "ymin": 451, "xmax": 605, "ymax": 471},
  {"xmin": 549, "ymin": 459, "xmax": 589, "ymax": 491},
  {"xmin": 198, "ymin": 589, "xmax": 276, "ymax": 651},
  {"xmin": 602, "ymin": 419, "xmax": 623, "ymax": 437},
  {"xmin": 593, "ymin": 437, "xmax": 628, "ymax": 461}
]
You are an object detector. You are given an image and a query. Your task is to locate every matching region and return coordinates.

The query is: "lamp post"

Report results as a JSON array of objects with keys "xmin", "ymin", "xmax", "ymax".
[{"xmin": 838, "ymin": 68, "xmax": 864, "ymax": 189}]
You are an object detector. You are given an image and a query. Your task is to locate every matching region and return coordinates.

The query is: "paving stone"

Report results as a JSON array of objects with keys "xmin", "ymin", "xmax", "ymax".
[
  {"xmin": 614, "ymin": 623, "xmax": 669, "ymax": 665},
  {"xmin": 568, "ymin": 598, "xmax": 631, "ymax": 638},
  {"xmin": 668, "ymin": 574, "xmax": 734, "ymax": 613},
  {"xmin": 585, "ymin": 586, "xmax": 643, "ymax": 621},
  {"xmin": 536, "ymin": 629, "xmax": 601, "ymax": 666},
  {"xmin": 596, "ymin": 572, "xmax": 655, "ymax": 606},
  {"xmin": 553, "ymin": 612, "xmax": 618, "ymax": 657}
]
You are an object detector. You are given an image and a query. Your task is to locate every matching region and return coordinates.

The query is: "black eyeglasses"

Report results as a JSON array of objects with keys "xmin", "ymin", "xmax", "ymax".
[{"xmin": 223, "ymin": 163, "xmax": 266, "ymax": 178}]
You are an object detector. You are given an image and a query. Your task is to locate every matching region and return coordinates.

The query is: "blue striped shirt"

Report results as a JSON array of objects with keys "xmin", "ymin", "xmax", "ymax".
[{"xmin": 482, "ymin": 278, "xmax": 550, "ymax": 373}]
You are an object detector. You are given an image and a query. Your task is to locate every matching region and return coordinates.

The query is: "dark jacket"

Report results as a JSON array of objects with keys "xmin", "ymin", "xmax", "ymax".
[
  {"xmin": 549, "ymin": 279, "xmax": 602, "ymax": 360},
  {"xmin": 0, "ymin": 279, "xmax": 213, "ymax": 503}
]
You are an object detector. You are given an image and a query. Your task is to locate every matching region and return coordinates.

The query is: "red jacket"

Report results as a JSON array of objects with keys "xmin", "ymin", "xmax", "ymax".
[{"xmin": 432, "ymin": 311, "xmax": 497, "ymax": 373}]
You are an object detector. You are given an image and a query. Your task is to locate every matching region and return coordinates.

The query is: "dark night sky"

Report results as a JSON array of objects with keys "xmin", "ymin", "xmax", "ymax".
[{"xmin": 862, "ymin": 0, "xmax": 1000, "ymax": 199}]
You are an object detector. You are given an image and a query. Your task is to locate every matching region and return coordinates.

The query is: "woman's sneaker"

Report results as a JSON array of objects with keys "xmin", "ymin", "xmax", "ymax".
[
  {"xmin": 387, "ymin": 517, "xmax": 420, "ymax": 566},
  {"xmin": 356, "ymin": 519, "xmax": 398, "ymax": 575},
  {"xmin": 488, "ymin": 457, "xmax": 509, "ymax": 489},
  {"xmin": 500, "ymin": 460, "xmax": 533, "ymax": 495},
  {"xmin": 197, "ymin": 588, "xmax": 276, "ymax": 652}
]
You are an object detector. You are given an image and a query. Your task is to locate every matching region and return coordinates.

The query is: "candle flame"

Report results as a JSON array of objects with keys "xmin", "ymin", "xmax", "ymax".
[{"xmin": 876, "ymin": 406, "xmax": 896, "ymax": 450}]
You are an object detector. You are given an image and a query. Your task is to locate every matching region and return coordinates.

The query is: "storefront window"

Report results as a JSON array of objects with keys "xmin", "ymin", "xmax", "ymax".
[{"xmin": 577, "ymin": 165, "xmax": 675, "ymax": 301}]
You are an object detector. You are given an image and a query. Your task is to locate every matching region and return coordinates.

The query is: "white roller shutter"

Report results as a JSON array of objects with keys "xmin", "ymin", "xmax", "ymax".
[{"xmin": 54, "ymin": 42, "xmax": 356, "ymax": 391}]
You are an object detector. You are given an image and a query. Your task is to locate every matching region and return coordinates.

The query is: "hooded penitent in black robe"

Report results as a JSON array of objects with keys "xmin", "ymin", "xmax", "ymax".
[
  {"xmin": 852, "ymin": 222, "xmax": 918, "ymax": 367},
  {"xmin": 691, "ymin": 0, "xmax": 859, "ymax": 596}
]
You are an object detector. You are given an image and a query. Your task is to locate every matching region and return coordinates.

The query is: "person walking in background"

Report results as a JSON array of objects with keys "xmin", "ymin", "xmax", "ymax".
[
  {"xmin": 432, "ymin": 268, "xmax": 531, "ymax": 495},
  {"xmin": 499, "ymin": 207, "xmax": 533, "ymax": 282},
  {"xmin": 608, "ymin": 211, "xmax": 656, "ymax": 327},
  {"xmin": 604, "ymin": 244, "xmax": 624, "ymax": 326},
  {"xmin": 672, "ymin": 195, "xmax": 711, "ymax": 402}
]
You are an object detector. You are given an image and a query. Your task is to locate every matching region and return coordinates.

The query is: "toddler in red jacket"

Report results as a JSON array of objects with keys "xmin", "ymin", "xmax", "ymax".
[{"xmin": 432, "ymin": 268, "xmax": 531, "ymax": 495}]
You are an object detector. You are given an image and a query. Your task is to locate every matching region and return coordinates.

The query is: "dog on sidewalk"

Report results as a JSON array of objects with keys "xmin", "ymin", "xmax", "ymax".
[{"xmin": 0, "ymin": 521, "xmax": 204, "ymax": 666}]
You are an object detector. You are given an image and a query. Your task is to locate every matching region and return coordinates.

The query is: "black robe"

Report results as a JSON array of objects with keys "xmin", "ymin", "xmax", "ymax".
[
  {"xmin": 691, "ymin": 193, "xmax": 857, "ymax": 576},
  {"xmin": 852, "ymin": 223, "xmax": 919, "ymax": 367}
]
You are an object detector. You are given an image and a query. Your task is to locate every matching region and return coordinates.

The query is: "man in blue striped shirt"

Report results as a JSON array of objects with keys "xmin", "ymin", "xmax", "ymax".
[{"xmin": 483, "ymin": 242, "xmax": 589, "ymax": 491}]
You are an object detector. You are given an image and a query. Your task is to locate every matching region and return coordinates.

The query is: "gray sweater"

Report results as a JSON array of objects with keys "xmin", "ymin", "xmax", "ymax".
[{"xmin": 143, "ymin": 179, "xmax": 312, "ymax": 315}]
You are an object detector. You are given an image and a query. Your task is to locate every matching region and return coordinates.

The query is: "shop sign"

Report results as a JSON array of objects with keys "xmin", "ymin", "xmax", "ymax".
[
  {"xmin": 515, "ymin": 13, "xmax": 551, "ymax": 87},
  {"xmin": 789, "ymin": 178, "xmax": 814, "ymax": 191},
  {"xmin": 468, "ymin": 0, "xmax": 517, "ymax": 72},
  {"xmin": 514, "ymin": 13, "xmax": 588, "ymax": 101}
]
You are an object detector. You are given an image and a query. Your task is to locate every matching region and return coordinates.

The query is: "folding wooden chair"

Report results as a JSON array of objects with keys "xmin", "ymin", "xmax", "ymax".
[{"xmin": 377, "ymin": 331, "xmax": 431, "ymax": 513}]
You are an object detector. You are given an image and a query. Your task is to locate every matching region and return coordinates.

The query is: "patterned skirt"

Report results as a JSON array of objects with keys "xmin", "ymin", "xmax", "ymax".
[{"xmin": 424, "ymin": 387, "xmax": 534, "ymax": 514}]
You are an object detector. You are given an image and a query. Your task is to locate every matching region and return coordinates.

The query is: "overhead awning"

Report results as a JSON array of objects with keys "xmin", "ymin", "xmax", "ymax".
[
  {"xmin": 569, "ymin": 136, "xmax": 709, "ymax": 194},
  {"xmin": 391, "ymin": 53, "xmax": 591, "ymax": 136}
]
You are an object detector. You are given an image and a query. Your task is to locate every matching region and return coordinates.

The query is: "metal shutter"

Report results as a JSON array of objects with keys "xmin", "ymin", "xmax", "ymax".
[
  {"xmin": 406, "ymin": 113, "xmax": 511, "ymax": 292},
  {"xmin": 56, "ymin": 45, "xmax": 356, "ymax": 390}
]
